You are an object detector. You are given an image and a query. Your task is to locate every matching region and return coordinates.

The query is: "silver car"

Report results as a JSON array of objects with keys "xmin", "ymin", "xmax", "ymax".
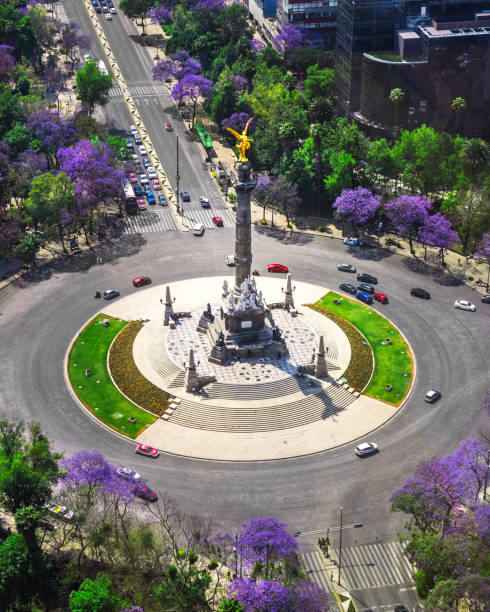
[
  {"xmin": 355, "ymin": 442, "xmax": 378, "ymax": 457},
  {"xmin": 338, "ymin": 263, "xmax": 357, "ymax": 273},
  {"xmin": 454, "ymin": 299, "xmax": 476, "ymax": 311}
]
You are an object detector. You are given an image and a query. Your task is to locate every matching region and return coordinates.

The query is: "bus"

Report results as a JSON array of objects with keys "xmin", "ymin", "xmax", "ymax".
[
  {"xmin": 98, "ymin": 59, "xmax": 109, "ymax": 76},
  {"xmin": 122, "ymin": 180, "xmax": 138, "ymax": 214}
]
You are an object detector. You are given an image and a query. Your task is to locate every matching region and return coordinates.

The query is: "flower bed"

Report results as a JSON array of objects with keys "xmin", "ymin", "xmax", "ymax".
[
  {"xmin": 308, "ymin": 304, "xmax": 373, "ymax": 391},
  {"xmin": 108, "ymin": 321, "xmax": 171, "ymax": 416}
]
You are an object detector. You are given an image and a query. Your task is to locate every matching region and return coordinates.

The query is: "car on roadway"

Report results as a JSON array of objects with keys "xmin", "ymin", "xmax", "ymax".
[
  {"xmin": 357, "ymin": 273, "xmax": 378, "ymax": 284},
  {"xmin": 139, "ymin": 172, "xmax": 149, "ymax": 185},
  {"xmin": 105, "ymin": 12, "xmax": 112, "ymax": 19},
  {"xmin": 373, "ymin": 292, "xmax": 389, "ymax": 304},
  {"xmin": 338, "ymin": 263, "xmax": 356, "ymax": 273},
  {"xmin": 134, "ymin": 134, "xmax": 142, "ymax": 145},
  {"xmin": 135, "ymin": 444, "xmax": 159, "ymax": 458},
  {"xmin": 159, "ymin": 194, "xmax": 167, "ymax": 206},
  {"xmin": 339, "ymin": 283, "xmax": 357, "ymax": 295},
  {"xmin": 138, "ymin": 145, "xmax": 147, "ymax": 156},
  {"xmin": 226, "ymin": 254, "xmax": 235, "ymax": 266},
  {"xmin": 116, "ymin": 466, "xmax": 141, "ymax": 480},
  {"xmin": 355, "ymin": 442, "xmax": 378, "ymax": 457},
  {"xmin": 83, "ymin": 54, "xmax": 91, "ymax": 62},
  {"xmin": 213, "ymin": 216, "xmax": 223, "ymax": 227},
  {"xmin": 482, "ymin": 294, "xmax": 490, "ymax": 304},
  {"xmin": 165, "ymin": 122, "xmax": 173, "ymax": 131},
  {"xmin": 147, "ymin": 193, "xmax": 156, "ymax": 205},
  {"xmin": 134, "ymin": 184, "xmax": 143, "ymax": 196},
  {"xmin": 344, "ymin": 236, "xmax": 364, "ymax": 247},
  {"xmin": 133, "ymin": 276, "xmax": 152, "ymax": 287},
  {"xmin": 180, "ymin": 191, "xmax": 190, "ymax": 202},
  {"xmin": 127, "ymin": 172, "xmax": 138, "ymax": 183},
  {"xmin": 454, "ymin": 299, "xmax": 476, "ymax": 312},
  {"xmin": 145, "ymin": 188, "xmax": 154, "ymax": 198},
  {"xmin": 125, "ymin": 138, "xmax": 133, "ymax": 149},
  {"xmin": 137, "ymin": 198, "xmax": 147, "ymax": 210},
  {"xmin": 95, "ymin": 5, "xmax": 102, "ymax": 12},
  {"xmin": 102, "ymin": 4, "xmax": 108, "ymax": 12},
  {"xmin": 357, "ymin": 283, "xmax": 375, "ymax": 294},
  {"xmin": 394, "ymin": 606, "xmax": 408, "ymax": 612},
  {"xmin": 130, "ymin": 125, "xmax": 138, "ymax": 136},
  {"xmin": 424, "ymin": 389, "xmax": 441, "ymax": 403},
  {"xmin": 200, "ymin": 196, "xmax": 210, "ymax": 208},
  {"xmin": 192, "ymin": 223, "xmax": 205, "ymax": 236},
  {"xmin": 151, "ymin": 179, "xmax": 161, "ymax": 190},
  {"xmin": 143, "ymin": 157, "xmax": 151, "ymax": 167},
  {"xmin": 132, "ymin": 485, "xmax": 158, "ymax": 502},
  {"xmin": 110, "ymin": 6, "xmax": 116, "ymax": 13},
  {"xmin": 267, "ymin": 263, "xmax": 289, "ymax": 273},
  {"xmin": 103, "ymin": 289, "xmax": 120, "ymax": 300},
  {"xmin": 356, "ymin": 291, "xmax": 373, "ymax": 304},
  {"xmin": 411, "ymin": 287, "xmax": 431, "ymax": 299},
  {"xmin": 147, "ymin": 167, "xmax": 157, "ymax": 179}
]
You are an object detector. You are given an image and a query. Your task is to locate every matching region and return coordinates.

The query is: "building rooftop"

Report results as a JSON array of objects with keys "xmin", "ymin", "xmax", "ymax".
[{"xmin": 419, "ymin": 25, "xmax": 490, "ymax": 38}]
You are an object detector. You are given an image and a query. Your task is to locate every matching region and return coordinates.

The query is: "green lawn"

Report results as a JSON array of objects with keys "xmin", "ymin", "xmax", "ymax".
[
  {"xmin": 68, "ymin": 314, "xmax": 157, "ymax": 437},
  {"xmin": 316, "ymin": 292, "xmax": 413, "ymax": 404}
]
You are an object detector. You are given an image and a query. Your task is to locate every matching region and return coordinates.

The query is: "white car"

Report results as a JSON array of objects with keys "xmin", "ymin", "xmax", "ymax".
[
  {"xmin": 116, "ymin": 466, "xmax": 141, "ymax": 480},
  {"xmin": 147, "ymin": 167, "xmax": 157, "ymax": 179},
  {"xmin": 226, "ymin": 254, "xmax": 235, "ymax": 266},
  {"xmin": 138, "ymin": 145, "xmax": 147, "ymax": 156},
  {"xmin": 192, "ymin": 223, "xmax": 205, "ymax": 236},
  {"xmin": 355, "ymin": 442, "xmax": 378, "ymax": 457},
  {"xmin": 83, "ymin": 54, "xmax": 91, "ymax": 63},
  {"xmin": 105, "ymin": 12, "xmax": 112, "ymax": 19},
  {"xmin": 110, "ymin": 6, "xmax": 116, "ymax": 13},
  {"xmin": 454, "ymin": 299, "xmax": 476, "ymax": 312},
  {"xmin": 130, "ymin": 125, "xmax": 138, "ymax": 136},
  {"xmin": 139, "ymin": 172, "xmax": 149, "ymax": 185}
]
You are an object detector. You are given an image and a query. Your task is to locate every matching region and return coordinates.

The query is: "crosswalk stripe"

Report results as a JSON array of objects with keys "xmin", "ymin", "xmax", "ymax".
[
  {"xmin": 184, "ymin": 209, "xmax": 235, "ymax": 228},
  {"xmin": 300, "ymin": 551, "xmax": 332, "ymax": 593},
  {"xmin": 123, "ymin": 210, "xmax": 178, "ymax": 234},
  {"xmin": 108, "ymin": 84, "xmax": 169, "ymax": 98},
  {"xmin": 376, "ymin": 542, "xmax": 401, "ymax": 585}
]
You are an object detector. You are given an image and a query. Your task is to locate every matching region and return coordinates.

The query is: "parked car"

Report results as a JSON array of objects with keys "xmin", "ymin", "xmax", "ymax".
[
  {"xmin": 103, "ymin": 289, "xmax": 120, "ymax": 300},
  {"xmin": 482, "ymin": 294, "xmax": 490, "ymax": 304},
  {"xmin": 145, "ymin": 188, "xmax": 154, "ymax": 198},
  {"xmin": 394, "ymin": 606, "xmax": 408, "ymax": 612},
  {"xmin": 152, "ymin": 179, "xmax": 161, "ymax": 190},
  {"xmin": 357, "ymin": 283, "xmax": 375, "ymax": 294},
  {"xmin": 192, "ymin": 223, "xmax": 205, "ymax": 236},
  {"xmin": 143, "ymin": 157, "xmax": 151, "ymax": 167},
  {"xmin": 137, "ymin": 198, "xmax": 147, "ymax": 210},
  {"xmin": 164, "ymin": 122, "xmax": 173, "ymax": 131},
  {"xmin": 116, "ymin": 466, "xmax": 141, "ymax": 480},
  {"xmin": 226, "ymin": 254, "xmax": 235, "ymax": 266},
  {"xmin": 411, "ymin": 287, "xmax": 431, "ymax": 299},
  {"xmin": 356, "ymin": 291, "xmax": 373, "ymax": 304},
  {"xmin": 159, "ymin": 194, "xmax": 167, "ymax": 206},
  {"xmin": 180, "ymin": 191, "xmax": 190, "ymax": 202},
  {"xmin": 344, "ymin": 236, "xmax": 364, "ymax": 247},
  {"xmin": 338, "ymin": 263, "xmax": 356, "ymax": 273},
  {"xmin": 147, "ymin": 167, "xmax": 157, "ymax": 179},
  {"xmin": 95, "ymin": 5, "xmax": 102, "ymax": 12},
  {"xmin": 213, "ymin": 216, "xmax": 223, "ymax": 227},
  {"xmin": 357, "ymin": 273, "xmax": 378, "ymax": 284},
  {"xmin": 373, "ymin": 292, "xmax": 389, "ymax": 304},
  {"xmin": 355, "ymin": 442, "xmax": 378, "ymax": 457},
  {"xmin": 267, "ymin": 263, "xmax": 289, "ymax": 273},
  {"xmin": 139, "ymin": 172, "xmax": 149, "ymax": 185},
  {"xmin": 200, "ymin": 196, "xmax": 210, "ymax": 208},
  {"xmin": 339, "ymin": 283, "xmax": 357, "ymax": 295},
  {"xmin": 135, "ymin": 444, "xmax": 159, "ymax": 458},
  {"xmin": 454, "ymin": 299, "xmax": 476, "ymax": 312},
  {"xmin": 132, "ymin": 485, "xmax": 158, "ymax": 502},
  {"xmin": 424, "ymin": 389, "xmax": 441, "ymax": 403},
  {"xmin": 134, "ymin": 184, "xmax": 143, "ymax": 196},
  {"xmin": 130, "ymin": 125, "xmax": 138, "ymax": 136},
  {"xmin": 127, "ymin": 172, "xmax": 138, "ymax": 183},
  {"xmin": 133, "ymin": 276, "xmax": 152, "ymax": 287}
]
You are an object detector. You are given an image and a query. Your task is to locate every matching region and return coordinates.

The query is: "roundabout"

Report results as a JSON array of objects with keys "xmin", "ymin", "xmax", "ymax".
[{"xmin": 66, "ymin": 276, "xmax": 408, "ymax": 460}]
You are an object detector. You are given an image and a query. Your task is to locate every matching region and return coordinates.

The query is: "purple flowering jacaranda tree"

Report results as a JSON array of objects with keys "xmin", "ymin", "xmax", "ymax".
[
  {"xmin": 333, "ymin": 187, "xmax": 381, "ymax": 231},
  {"xmin": 0, "ymin": 45, "xmax": 15, "ymax": 82},
  {"xmin": 189, "ymin": 0, "xmax": 225, "ymax": 12},
  {"xmin": 60, "ymin": 28, "xmax": 91, "ymax": 73},
  {"xmin": 148, "ymin": 5, "xmax": 172, "ymax": 24},
  {"xmin": 418, "ymin": 212, "xmax": 459, "ymax": 263},
  {"xmin": 153, "ymin": 50, "xmax": 201, "ymax": 82},
  {"xmin": 171, "ymin": 74, "xmax": 212, "ymax": 126},
  {"xmin": 476, "ymin": 232, "xmax": 490, "ymax": 290},
  {"xmin": 250, "ymin": 39, "xmax": 266, "ymax": 54},
  {"xmin": 274, "ymin": 24, "xmax": 307, "ymax": 55},
  {"xmin": 229, "ymin": 579, "xmax": 290, "ymax": 612},
  {"xmin": 27, "ymin": 109, "xmax": 77, "ymax": 168},
  {"xmin": 221, "ymin": 113, "xmax": 255, "ymax": 134},
  {"xmin": 385, "ymin": 194, "xmax": 431, "ymax": 253}
]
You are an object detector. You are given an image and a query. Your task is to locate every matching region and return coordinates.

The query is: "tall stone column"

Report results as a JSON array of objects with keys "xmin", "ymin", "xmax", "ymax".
[{"xmin": 234, "ymin": 162, "xmax": 257, "ymax": 295}]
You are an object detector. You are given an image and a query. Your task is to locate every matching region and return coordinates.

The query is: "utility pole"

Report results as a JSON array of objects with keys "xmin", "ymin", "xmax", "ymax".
[
  {"xmin": 338, "ymin": 507, "xmax": 344, "ymax": 585},
  {"xmin": 176, "ymin": 135, "xmax": 181, "ymax": 215}
]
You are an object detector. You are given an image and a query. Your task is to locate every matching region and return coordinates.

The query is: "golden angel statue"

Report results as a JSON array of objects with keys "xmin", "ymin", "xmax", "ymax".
[{"xmin": 225, "ymin": 117, "xmax": 254, "ymax": 162}]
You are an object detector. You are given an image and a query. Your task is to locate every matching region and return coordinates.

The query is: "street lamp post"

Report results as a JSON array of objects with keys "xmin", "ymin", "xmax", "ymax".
[
  {"xmin": 176, "ymin": 135, "xmax": 181, "ymax": 214},
  {"xmin": 338, "ymin": 507, "xmax": 344, "ymax": 585}
]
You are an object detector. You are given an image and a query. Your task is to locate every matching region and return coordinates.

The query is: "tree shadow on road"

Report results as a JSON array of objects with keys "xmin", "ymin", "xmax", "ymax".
[
  {"xmin": 253, "ymin": 223, "xmax": 314, "ymax": 246},
  {"xmin": 402, "ymin": 256, "xmax": 464, "ymax": 286},
  {"xmin": 346, "ymin": 244, "xmax": 394, "ymax": 263}
]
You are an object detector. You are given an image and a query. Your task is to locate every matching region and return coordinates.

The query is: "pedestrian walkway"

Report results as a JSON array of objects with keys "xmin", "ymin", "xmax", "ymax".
[
  {"xmin": 301, "ymin": 550, "xmax": 334, "ymax": 594},
  {"xmin": 123, "ymin": 209, "xmax": 178, "ymax": 234},
  {"xmin": 340, "ymin": 541, "xmax": 413, "ymax": 590},
  {"xmin": 108, "ymin": 83, "xmax": 170, "ymax": 98},
  {"xmin": 183, "ymin": 208, "xmax": 235, "ymax": 229}
]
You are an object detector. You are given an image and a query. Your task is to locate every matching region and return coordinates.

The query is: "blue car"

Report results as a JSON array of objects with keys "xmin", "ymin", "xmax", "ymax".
[
  {"xmin": 357, "ymin": 283, "xmax": 375, "ymax": 294},
  {"xmin": 159, "ymin": 194, "xmax": 167, "ymax": 206},
  {"xmin": 147, "ymin": 194, "xmax": 156, "ymax": 205},
  {"xmin": 134, "ymin": 184, "xmax": 143, "ymax": 196},
  {"xmin": 146, "ymin": 188, "xmax": 154, "ymax": 198},
  {"xmin": 356, "ymin": 291, "xmax": 373, "ymax": 304}
]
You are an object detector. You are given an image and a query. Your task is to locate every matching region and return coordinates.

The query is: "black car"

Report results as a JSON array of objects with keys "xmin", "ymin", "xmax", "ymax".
[
  {"xmin": 394, "ymin": 606, "xmax": 408, "ymax": 612},
  {"xmin": 411, "ymin": 287, "xmax": 431, "ymax": 299},
  {"xmin": 180, "ymin": 191, "xmax": 190, "ymax": 202},
  {"xmin": 357, "ymin": 273, "xmax": 378, "ymax": 284},
  {"xmin": 134, "ymin": 184, "xmax": 143, "ymax": 196},
  {"xmin": 481, "ymin": 294, "xmax": 490, "ymax": 304},
  {"xmin": 424, "ymin": 389, "xmax": 441, "ymax": 403},
  {"xmin": 95, "ymin": 5, "xmax": 102, "ymax": 12},
  {"xmin": 339, "ymin": 283, "xmax": 357, "ymax": 295},
  {"xmin": 357, "ymin": 283, "xmax": 375, "ymax": 294},
  {"xmin": 103, "ymin": 289, "xmax": 120, "ymax": 300}
]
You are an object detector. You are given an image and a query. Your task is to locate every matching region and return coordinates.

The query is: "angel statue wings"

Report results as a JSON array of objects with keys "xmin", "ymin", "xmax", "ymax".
[{"xmin": 225, "ymin": 117, "xmax": 254, "ymax": 162}]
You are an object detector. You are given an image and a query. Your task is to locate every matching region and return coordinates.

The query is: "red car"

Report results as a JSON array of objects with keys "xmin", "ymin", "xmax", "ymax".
[
  {"xmin": 373, "ymin": 293, "xmax": 389, "ymax": 304},
  {"xmin": 164, "ymin": 122, "xmax": 173, "ymax": 131},
  {"xmin": 213, "ymin": 216, "xmax": 223, "ymax": 227},
  {"xmin": 267, "ymin": 263, "xmax": 289, "ymax": 273},
  {"xmin": 137, "ymin": 198, "xmax": 147, "ymax": 210},
  {"xmin": 132, "ymin": 485, "xmax": 158, "ymax": 502},
  {"xmin": 133, "ymin": 276, "xmax": 152, "ymax": 287},
  {"xmin": 127, "ymin": 172, "xmax": 138, "ymax": 183},
  {"xmin": 135, "ymin": 444, "xmax": 159, "ymax": 458}
]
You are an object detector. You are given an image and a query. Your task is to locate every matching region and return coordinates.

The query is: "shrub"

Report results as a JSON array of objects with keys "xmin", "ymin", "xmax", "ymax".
[
  {"xmin": 261, "ymin": 219, "xmax": 267, "ymax": 225},
  {"xmin": 228, "ymin": 192, "xmax": 237, "ymax": 203},
  {"xmin": 468, "ymin": 275, "xmax": 474, "ymax": 281},
  {"xmin": 212, "ymin": 171, "xmax": 217, "ymax": 178},
  {"xmin": 318, "ymin": 226, "xmax": 326, "ymax": 232},
  {"xmin": 232, "ymin": 205, "xmax": 237, "ymax": 212}
]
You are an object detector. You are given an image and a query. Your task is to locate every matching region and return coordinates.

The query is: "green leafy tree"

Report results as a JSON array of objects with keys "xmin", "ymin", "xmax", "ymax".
[
  {"xmin": 154, "ymin": 563, "xmax": 212, "ymax": 611},
  {"xmin": 366, "ymin": 138, "xmax": 394, "ymax": 188},
  {"xmin": 210, "ymin": 81, "xmax": 237, "ymax": 125},
  {"xmin": 12, "ymin": 232, "xmax": 42, "ymax": 264},
  {"xmin": 0, "ymin": 83, "xmax": 26, "ymax": 138},
  {"xmin": 75, "ymin": 60, "xmax": 112, "ymax": 114},
  {"xmin": 0, "ymin": 533, "xmax": 32, "ymax": 611},
  {"xmin": 70, "ymin": 574, "xmax": 121, "ymax": 612},
  {"xmin": 302, "ymin": 64, "xmax": 334, "ymax": 104},
  {"xmin": 389, "ymin": 87, "xmax": 405, "ymax": 132},
  {"xmin": 459, "ymin": 138, "xmax": 489, "ymax": 252},
  {"xmin": 219, "ymin": 598, "xmax": 244, "ymax": 612},
  {"xmin": 450, "ymin": 97, "xmax": 466, "ymax": 135},
  {"xmin": 119, "ymin": 0, "xmax": 154, "ymax": 34},
  {"xmin": 324, "ymin": 150, "xmax": 356, "ymax": 203}
]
